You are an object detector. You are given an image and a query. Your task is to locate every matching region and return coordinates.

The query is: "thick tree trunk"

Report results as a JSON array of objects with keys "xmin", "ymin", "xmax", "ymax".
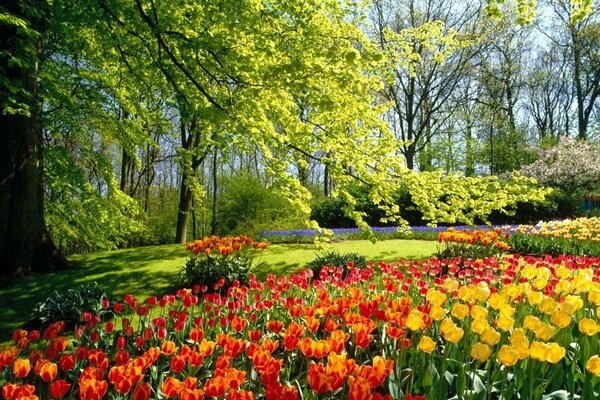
[{"xmin": 0, "ymin": 1, "xmax": 68, "ymax": 276}]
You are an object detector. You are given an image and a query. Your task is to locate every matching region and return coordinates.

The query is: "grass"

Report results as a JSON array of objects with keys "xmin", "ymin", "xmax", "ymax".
[{"xmin": 0, "ymin": 239, "xmax": 437, "ymax": 342}]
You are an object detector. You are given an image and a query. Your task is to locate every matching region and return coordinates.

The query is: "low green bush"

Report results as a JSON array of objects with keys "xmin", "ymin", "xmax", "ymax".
[
  {"xmin": 30, "ymin": 282, "xmax": 115, "ymax": 328},
  {"xmin": 180, "ymin": 235, "xmax": 267, "ymax": 292},
  {"xmin": 180, "ymin": 254, "xmax": 253, "ymax": 291}
]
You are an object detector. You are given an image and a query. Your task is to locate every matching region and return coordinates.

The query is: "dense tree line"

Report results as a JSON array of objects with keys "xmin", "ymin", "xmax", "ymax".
[{"xmin": 1, "ymin": 0, "xmax": 593, "ymax": 276}]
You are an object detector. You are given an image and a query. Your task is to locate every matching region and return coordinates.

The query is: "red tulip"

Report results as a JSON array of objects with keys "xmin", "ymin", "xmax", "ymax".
[{"xmin": 50, "ymin": 379, "xmax": 71, "ymax": 399}]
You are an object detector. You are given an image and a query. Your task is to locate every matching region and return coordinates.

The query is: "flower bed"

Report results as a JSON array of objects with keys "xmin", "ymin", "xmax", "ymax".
[
  {"xmin": 436, "ymin": 227, "xmax": 510, "ymax": 259},
  {"xmin": 3, "ymin": 255, "xmax": 600, "ymax": 399},
  {"xmin": 508, "ymin": 217, "xmax": 600, "ymax": 256},
  {"xmin": 259, "ymin": 225, "xmax": 511, "ymax": 243}
]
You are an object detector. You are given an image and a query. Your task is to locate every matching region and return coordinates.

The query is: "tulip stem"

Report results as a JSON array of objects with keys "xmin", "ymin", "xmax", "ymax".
[{"xmin": 528, "ymin": 359, "xmax": 535, "ymax": 400}]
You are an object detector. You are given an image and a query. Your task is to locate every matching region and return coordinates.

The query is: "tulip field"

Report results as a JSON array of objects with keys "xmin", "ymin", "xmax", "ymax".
[
  {"xmin": 4, "ymin": 251, "xmax": 600, "ymax": 399},
  {"xmin": 5, "ymin": 220, "xmax": 600, "ymax": 399}
]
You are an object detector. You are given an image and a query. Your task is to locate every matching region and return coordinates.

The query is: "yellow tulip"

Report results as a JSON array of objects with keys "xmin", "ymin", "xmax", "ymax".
[
  {"xmin": 554, "ymin": 279, "xmax": 572, "ymax": 294},
  {"xmin": 450, "ymin": 303, "xmax": 470, "ymax": 320},
  {"xmin": 497, "ymin": 315, "xmax": 514, "ymax": 332},
  {"xmin": 523, "ymin": 315, "xmax": 541, "ymax": 331},
  {"xmin": 586, "ymin": 355, "xmax": 600, "ymax": 377},
  {"xmin": 470, "ymin": 305, "xmax": 488, "ymax": 320},
  {"xmin": 470, "ymin": 342, "xmax": 492, "ymax": 363},
  {"xmin": 497, "ymin": 345, "xmax": 519, "ymax": 367},
  {"xmin": 481, "ymin": 327, "xmax": 501, "ymax": 346},
  {"xmin": 443, "ymin": 278, "xmax": 459, "ymax": 293},
  {"xmin": 529, "ymin": 341, "xmax": 550, "ymax": 362},
  {"xmin": 588, "ymin": 289, "xmax": 600, "ymax": 305},
  {"xmin": 429, "ymin": 305, "xmax": 447, "ymax": 321},
  {"xmin": 417, "ymin": 335, "xmax": 436, "ymax": 353},
  {"xmin": 406, "ymin": 310, "xmax": 424, "ymax": 331},
  {"xmin": 471, "ymin": 318, "xmax": 489, "ymax": 335},
  {"xmin": 547, "ymin": 343, "xmax": 566, "ymax": 364},
  {"xmin": 561, "ymin": 295, "xmax": 583, "ymax": 314},
  {"xmin": 550, "ymin": 311, "xmax": 571, "ymax": 329},
  {"xmin": 526, "ymin": 291, "xmax": 543, "ymax": 306},
  {"xmin": 474, "ymin": 282, "xmax": 491, "ymax": 302},
  {"xmin": 579, "ymin": 318, "xmax": 599, "ymax": 336},
  {"xmin": 556, "ymin": 267, "xmax": 571, "ymax": 279},
  {"xmin": 534, "ymin": 323, "xmax": 555, "ymax": 341},
  {"xmin": 426, "ymin": 289, "xmax": 447, "ymax": 307},
  {"xmin": 539, "ymin": 297, "xmax": 558, "ymax": 315},
  {"xmin": 443, "ymin": 326, "xmax": 464, "ymax": 344},
  {"xmin": 488, "ymin": 293, "xmax": 504, "ymax": 310}
]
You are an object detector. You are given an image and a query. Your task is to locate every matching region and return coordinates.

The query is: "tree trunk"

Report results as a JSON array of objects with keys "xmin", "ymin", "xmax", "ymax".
[
  {"xmin": 120, "ymin": 147, "xmax": 134, "ymax": 195},
  {"xmin": 0, "ymin": 2, "xmax": 68, "ymax": 275},
  {"xmin": 210, "ymin": 150, "xmax": 218, "ymax": 236},
  {"xmin": 175, "ymin": 176, "xmax": 193, "ymax": 244},
  {"xmin": 465, "ymin": 117, "xmax": 475, "ymax": 177}
]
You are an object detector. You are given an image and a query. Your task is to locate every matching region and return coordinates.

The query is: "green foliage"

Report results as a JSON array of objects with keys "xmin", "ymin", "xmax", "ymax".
[
  {"xmin": 485, "ymin": 189, "xmax": 579, "ymax": 224},
  {"xmin": 216, "ymin": 173, "xmax": 304, "ymax": 237},
  {"xmin": 0, "ymin": 2, "xmax": 48, "ymax": 116},
  {"xmin": 401, "ymin": 171, "xmax": 552, "ymax": 228},
  {"xmin": 310, "ymin": 184, "xmax": 425, "ymax": 228},
  {"xmin": 508, "ymin": 233, "xmax": 600, "ymax": 257},
  {"xmin": 180, "ymin": 254, "xmax": 253, "ymax": 292},
  {"xmin": 307, "ymin": 251, "xmax": 367, "ymax": 280},
  {"xmin": 435, "ymin": 241, "xmax": 505, "ymax": 260},
  {"xmin": 136, "ymin": 187, "xmax": 180, "ymax": 246},
  {"xmin": 44, "ymin": 146, "xmax": 143, "ymax": 253},
  {"xmin": 30, "ymin": 282, "xmax": 115, "ymax": 327}
]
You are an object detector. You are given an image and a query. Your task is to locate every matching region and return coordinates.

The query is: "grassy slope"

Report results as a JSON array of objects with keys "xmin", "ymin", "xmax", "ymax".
[{"xmin": 0, "ymin": 240, "xmax": 437, "ymax": 342}]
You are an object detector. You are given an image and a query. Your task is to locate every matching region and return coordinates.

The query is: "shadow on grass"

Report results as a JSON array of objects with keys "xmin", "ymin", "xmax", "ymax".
[{"xmin": 0, "ymin": 244, "xmax": 188, "ymax": 342}]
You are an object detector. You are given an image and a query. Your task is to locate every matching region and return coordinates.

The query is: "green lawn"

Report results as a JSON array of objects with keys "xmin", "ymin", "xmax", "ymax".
[{"xmin": 0, "ymin": 239, "xmax": 437, "ymax": 342}]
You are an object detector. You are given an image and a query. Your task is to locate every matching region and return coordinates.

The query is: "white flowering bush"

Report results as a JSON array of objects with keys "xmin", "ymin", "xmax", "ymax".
[{"xmin": 520, "ymin": 138, "xmax": 600, "ymax": 193}]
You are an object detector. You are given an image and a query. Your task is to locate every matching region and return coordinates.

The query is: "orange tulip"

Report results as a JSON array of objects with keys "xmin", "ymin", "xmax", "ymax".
[
  {"xmin": 198, "ymin": 339, "xmax": 216, "ymax": 357},
  {"xmin": 143, "ymin": 347, "xmax": 161, "ymax": 366},
  {"xmin": 2, "ymin": 383, "xmax": 19, "ymax": 400},
  {"xmin": 355, "ymin": 356, "xmax": 394, "ymax": 388},
  {"xmin": 36, "ymin": 359, "xmax": 58, "ymax": 382},
  {"xmin": 161, "ymin": 377, "xmax": 183, "ymax": 398},
  {"xmin": 266, "ymin": 320, "xmax": 284, "ymax": 333},
  {"xmin": 13, "ymin": 358, "xmax": 30, "ymax": 379},
  {"xmin": 307, "ymin": 363, "xmax": 331, "ymax": 394},
  {"xmin": 79, "ymin": 376, "xmax": 108, "ymax": 400},
  {"xmin": 203, "ymin": 375, "xmax": 227, "ymax": 398},
  {"xmin": 261, "ymin": 338, "xmax": 279, "ymax": 353},
  {"xmin": 189, "ymin": 328, "xmax": 205, "ymax": 343},
  {"xmin": 180, "ymin": 388, "xmax": 204, "ymax": 400},
  {"xmin": 161, "ymin": 341, "xmax": 177, "ymax": 355},
  {"xmin": 231, "ymin": 317, "xmax": 247, "ymax": 332},
  {"xmin": 170, "ymin": 355, "xmax": 187, "ymax": 373},
  {"xmin": 132, "ymin": 383, "xmax": 151, "ymax": 400},
  {"xmin": 227, "ymin": 389, "xmax": 255, "ymax": 400},
  {"xmin": 348, "ymin": 375, "xmax": 371, "ymax": 400}
]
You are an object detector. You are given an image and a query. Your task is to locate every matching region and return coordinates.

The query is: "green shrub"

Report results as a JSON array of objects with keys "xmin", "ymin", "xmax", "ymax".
[
  {"xmin": 180, "ymin": 235, "xmax": 267, "ymax": 292},
  {"xmin": 307, "ymin": 251, "xmax": 368, "ymax": 280},
  {"xmin": 31, "ymin": 282, "xmax": 115, "ymax": 328},
  {"xmin": 309, "ymin": 183, "xmax": 425, "ymax": 228},
  {"xmin": 215, "ymin": 173, "xmax": 304, "ymax": 237},
  {"xmin": 180, "ymin": 254, "xmax": 253, "ymax": 291}
]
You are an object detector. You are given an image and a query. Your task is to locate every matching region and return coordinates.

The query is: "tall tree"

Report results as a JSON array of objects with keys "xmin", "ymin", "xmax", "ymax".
[
  {"xmin": 370, "ymin": 0, "xmax": 481, "ymax": 170},
  {"xmin": 0, "ymin": 1, "xmax": 69, "ymax": 275},
  {"xmin": 546, "ymin": 0, "xmax": 600, "ymax": 139},
  {"xmin": 524, "ymin": 45, "xmax": 573, "ymax": 140}
]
